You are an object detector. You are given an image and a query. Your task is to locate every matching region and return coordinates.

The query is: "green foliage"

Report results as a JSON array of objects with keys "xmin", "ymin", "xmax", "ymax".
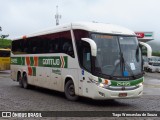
[
  {"xmin": 152, "ymin": 51, "xmax": 160, "ymax": 57},
  {"xmin": 0, "ymin": 38, "xmax": 12, "ymax": 48}
]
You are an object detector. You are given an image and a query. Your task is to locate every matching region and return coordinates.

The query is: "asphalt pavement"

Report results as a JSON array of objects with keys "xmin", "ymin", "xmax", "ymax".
[{"xmin": 0, "ymin": 71, "xmax": 159, "ymax": 120}]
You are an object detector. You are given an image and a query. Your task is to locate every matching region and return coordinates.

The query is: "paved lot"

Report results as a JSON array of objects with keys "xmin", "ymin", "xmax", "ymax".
[{"xmin": 0, "ymin": 71, "xmax": 160, "ymax": 120}]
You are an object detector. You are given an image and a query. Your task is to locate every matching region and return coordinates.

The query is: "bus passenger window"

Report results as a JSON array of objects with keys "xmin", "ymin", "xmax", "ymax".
[{"xmin": 61, "ymin": 40, "xmax": 74, "ymax": 58}]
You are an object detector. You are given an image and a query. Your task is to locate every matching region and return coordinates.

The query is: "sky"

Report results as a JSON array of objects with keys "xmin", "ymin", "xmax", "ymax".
[{"xmin": 0, "ymin": 0, "xmax": 160, "ymax": 43}]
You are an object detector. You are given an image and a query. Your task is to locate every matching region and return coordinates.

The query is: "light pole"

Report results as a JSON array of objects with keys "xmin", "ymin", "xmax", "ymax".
[{"xmin": 55, "ymin": 5, "xmax": 61, "ymax": 26}]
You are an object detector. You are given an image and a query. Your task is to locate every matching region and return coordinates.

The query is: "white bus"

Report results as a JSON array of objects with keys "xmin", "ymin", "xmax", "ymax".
[{"xmin": 11, "ymin": 22, "xmax": 144, "ymax": 100}]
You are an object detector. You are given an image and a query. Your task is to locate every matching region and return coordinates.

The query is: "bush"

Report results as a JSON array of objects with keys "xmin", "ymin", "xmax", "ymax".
[
  {"xmin": 152, "ymin": 51, "xmax": 160, "ymax": 57},
  {"xmin": 0, "ymin": 39, "xmax": 11, "ymax": 48}
]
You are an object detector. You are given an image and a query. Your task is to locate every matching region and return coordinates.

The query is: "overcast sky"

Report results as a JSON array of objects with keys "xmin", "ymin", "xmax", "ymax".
[{"xmin": 0, "ymin": 0, "xmax": 160, "ymax": 42}]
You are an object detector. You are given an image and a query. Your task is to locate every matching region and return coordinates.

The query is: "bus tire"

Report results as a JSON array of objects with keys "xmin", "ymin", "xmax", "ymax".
[
  {"xmin": 18, "ymin": 73, "xmax": 23, "ymax": 88},
  {"xmin": 22, "ymin": 73, "xmax": 29, "ymax": 89},
  {"xmin": 149, "ymin": 68, "xmax": 152, "ymax": 73},
  {"xmin": 65, "ymin": 80, "xmax": 78, "ymax": 101}
]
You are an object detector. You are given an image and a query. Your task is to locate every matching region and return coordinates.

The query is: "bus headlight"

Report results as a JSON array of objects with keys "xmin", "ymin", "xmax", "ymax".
[
  {"xmin": 138, "ymin": 83, "xmax": 143, "ymax": 87},
  {"xmin": 98, "ymin": 83, "xmax": 105, "ymax": 88},
  {"xmin": 97, "ymin": 82, "xmax": 109, "ymax": 89}
]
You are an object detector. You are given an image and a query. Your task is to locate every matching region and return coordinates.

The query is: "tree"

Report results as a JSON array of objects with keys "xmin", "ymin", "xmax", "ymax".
[{"xmin": 0, "ymin": 26, "xmax": 9, "ymax": 39}]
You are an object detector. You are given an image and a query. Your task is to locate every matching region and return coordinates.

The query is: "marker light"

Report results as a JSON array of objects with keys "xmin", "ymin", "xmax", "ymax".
[{"xmin": 104, "ymin": 79, "xmax": 109, "ymax": 85}]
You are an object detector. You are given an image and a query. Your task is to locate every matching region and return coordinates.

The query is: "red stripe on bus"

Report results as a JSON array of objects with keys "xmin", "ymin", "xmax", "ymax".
[
  {"xmin": 26, "ymin": 57, "xmax": 30, "ymax": 66},
  {"xmin": 28, "ymin": 67, "xmax": 32, "ymax": 76},
  {"xmin": 34, "ymin": 56, "xmax": 38, "ymax": 66}
]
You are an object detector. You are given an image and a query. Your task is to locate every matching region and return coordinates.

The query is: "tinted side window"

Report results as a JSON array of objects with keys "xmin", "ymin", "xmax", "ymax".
[
  {"xmin": 12, "ymin": 31, "xmax": 74, "ymax": 56},
  {"xmin": 0, "ymin": 51, "xmax": 10, "ymax": 57},
  {"xmin": 48, "ymin": 38, "xmax": 60, "ymax": 53},
  {"xmin": 61, "ymin": 38, "xmax": 74, "ymax": 57},
  {"xmin": 12, "ymin": 40, "xmax": 24, "ymax": 54}
]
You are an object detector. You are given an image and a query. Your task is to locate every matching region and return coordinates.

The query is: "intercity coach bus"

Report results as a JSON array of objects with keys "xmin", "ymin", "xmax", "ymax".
[
  {"xmin": 11, "ymin": 22, "xmax": 144, "ymax": 100},
  {"xmin": 0, "ymin": 48, "xmax": 10, "ymax": 71}
]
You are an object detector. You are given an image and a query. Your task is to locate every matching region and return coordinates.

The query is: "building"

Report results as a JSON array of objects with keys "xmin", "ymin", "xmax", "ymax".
[{"xmin": 135, "ymin": 32, "xmax": 154, "ymax": 42}]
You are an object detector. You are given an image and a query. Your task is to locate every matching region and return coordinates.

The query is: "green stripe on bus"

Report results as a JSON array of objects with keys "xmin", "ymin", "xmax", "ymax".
[
  {"xmin": 11, "ymin": 56, "xmax": 68, "ymax": 68},
  {"xmin": 32, "ymin": 67, "xmax": 36, "ymax": 76},
  {"xmin": 63, "ymin": 56, "xmax": 68, "ymax": 68},
  {"xmin": 38, "ymin": 56, "xmax": 61, "ymax": 68},
  {"xmin": 110, "ymin": 77, "xmax": 143, "ymax": 86},
  {"xmin": 30, "ymin": 57, "xmax": 34, "ymax": 66},
  {"xmin": 38, "ymin": 56, "xmax": 68, "ymax": 68},
  {"xmin": 21, "ymin": 57, "xmax": 25, "ymax": 65},
  {"xmin": 11, "ymin": 57, "xmax": 25, "ymax": 65}
]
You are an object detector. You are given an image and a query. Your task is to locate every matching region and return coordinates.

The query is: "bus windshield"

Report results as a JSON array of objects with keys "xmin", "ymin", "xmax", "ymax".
[{"xmin": 91, "ymin": 34, "xmax": 142, "ymax": 78}]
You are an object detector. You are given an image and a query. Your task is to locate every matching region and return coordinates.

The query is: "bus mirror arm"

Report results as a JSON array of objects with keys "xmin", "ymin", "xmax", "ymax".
[{"xmin": 81, "ymin": 38, "xmax": 97, "ymax": 56}]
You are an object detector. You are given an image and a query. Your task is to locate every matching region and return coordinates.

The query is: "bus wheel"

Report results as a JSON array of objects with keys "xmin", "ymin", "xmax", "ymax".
[
  {"xmin": 149, "ymin": 69, "xmax": 152, "ymax": 73},
  {"xmin": 18, "ymin": 73, "xmax": 23, "ymax": 88},
  {"xmin": 65, "ymin": 80, "xmax": 78, "ymax": 101},
  {"xmin": 22, "ymin": 73, "xmax": 29, "ymax": 89}
]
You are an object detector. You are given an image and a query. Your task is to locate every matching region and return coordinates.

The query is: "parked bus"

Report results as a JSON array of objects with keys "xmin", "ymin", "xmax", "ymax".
[
  {"xmin": 11, "ymin": 22, "xmax": 144, "ymax": 100},
  {"xmin": 0, "ymin": 48, "xmax": 10, "ymax": 71}
]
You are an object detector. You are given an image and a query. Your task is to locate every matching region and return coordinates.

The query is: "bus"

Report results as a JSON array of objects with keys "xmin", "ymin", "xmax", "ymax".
[
  {"xmin": 0, "ymin": 48, "xmax": 10, "ymax": 71},
  {"xmin": 11, "ymin": 22, "xmax": 144, "ymax": 100}
]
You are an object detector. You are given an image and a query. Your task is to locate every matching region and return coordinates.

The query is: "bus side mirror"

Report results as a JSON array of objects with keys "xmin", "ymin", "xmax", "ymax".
[{"xmin": 81, "ymin": 38, "xmax": 97, "ymax": 56}]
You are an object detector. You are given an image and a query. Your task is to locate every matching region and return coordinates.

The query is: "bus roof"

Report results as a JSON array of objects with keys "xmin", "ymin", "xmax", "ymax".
[{"xmin": 13, "ymin": 22, "xmax": 135, "ymax": 40}]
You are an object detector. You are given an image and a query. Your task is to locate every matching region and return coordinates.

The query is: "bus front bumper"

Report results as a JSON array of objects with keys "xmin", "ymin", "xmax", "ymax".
[{"xmin": 91, "ymin": 84, "xmax": 143, "ymax": 100}]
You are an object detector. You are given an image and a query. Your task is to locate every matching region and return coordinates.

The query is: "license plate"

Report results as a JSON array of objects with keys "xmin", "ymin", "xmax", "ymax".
[{"xmin": 119, "ymin": 93, "xmax": 127, "ymax": 97}]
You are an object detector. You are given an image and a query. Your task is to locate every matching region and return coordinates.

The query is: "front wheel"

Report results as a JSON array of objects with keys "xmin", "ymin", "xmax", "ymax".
[{"xmin": 64, "ymin": 80, "xmax": 78, "ymax": 101}]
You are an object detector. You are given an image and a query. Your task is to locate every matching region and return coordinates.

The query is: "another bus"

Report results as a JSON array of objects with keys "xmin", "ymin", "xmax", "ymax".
[
  {"xmin": 0, "ymin": 48, "xmax": 10, "ymax": 71},
  {"xmin": 11, "ymin": 22, "xmax": 144, "ymax": 100}
]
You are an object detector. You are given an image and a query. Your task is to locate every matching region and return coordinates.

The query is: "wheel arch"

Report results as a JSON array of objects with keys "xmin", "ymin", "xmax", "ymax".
[{"xmin": 64, "ymin": 75, "xmax": 78, "ymax": 95}]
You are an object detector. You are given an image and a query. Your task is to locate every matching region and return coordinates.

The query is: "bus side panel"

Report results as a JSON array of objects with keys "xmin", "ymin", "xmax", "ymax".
[
  {"xmin": 11, "ymin": 65, "xmax": 17, "ymax": 81},
  {"xmin": 60, "ymin": 56, "xmax": 79, "ymax": 93},
  {"xmin": 78, "ymin": 69, "xmax": 95, "ymax": 98}
]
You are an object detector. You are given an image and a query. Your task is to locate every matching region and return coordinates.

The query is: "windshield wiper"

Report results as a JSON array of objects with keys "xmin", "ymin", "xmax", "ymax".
[
  {"xmin": 121, "ymin": 53, "xmax": 137, "ymax": 79},
  {"xmin": 110, "ymin": 53, "xmax": 136, "ymax": 79},
  {"xmin": 110, "ymin": 59, "xmax": 120, "ymax": 79},
  {"xmin": 136, "ymin": 46, "xmax": 140, "ymax": 62}
]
